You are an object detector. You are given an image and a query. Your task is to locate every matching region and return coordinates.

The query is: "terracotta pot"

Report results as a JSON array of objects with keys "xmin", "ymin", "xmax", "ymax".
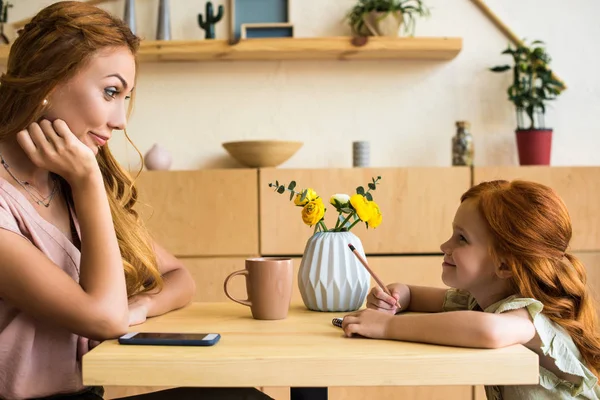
[{"xmin": 515, "ymin": 129, "xmax": 552, "ymax": 165}]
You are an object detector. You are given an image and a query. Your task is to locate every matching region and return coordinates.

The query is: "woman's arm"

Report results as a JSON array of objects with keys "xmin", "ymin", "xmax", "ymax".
[
  {"xmin": 342, "ymin": 308, "xmax": 536, "ymax": 348},
  {"xmin": 127, "ymin": 241, "xmax": 196, "ymax": 325},
  {"xmin": 0, "ymin": 121, "xmax": 129, "ymax": 340}
]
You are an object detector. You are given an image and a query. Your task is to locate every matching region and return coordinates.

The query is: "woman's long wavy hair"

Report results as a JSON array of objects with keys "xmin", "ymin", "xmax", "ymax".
[
  {"xmin": 462, "ymin": 180, "xmax": 600, "ymax": 377},
  {"xmin": 0, "ymin": 1, "xmax": 163, "ymax": 296}
]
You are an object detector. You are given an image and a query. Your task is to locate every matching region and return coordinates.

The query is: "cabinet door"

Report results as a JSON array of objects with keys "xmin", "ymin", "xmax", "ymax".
[
  {"xmin": 260, "ymin": 167, "xmax": 470, "ymax": 255},
  {"xmin": 183, "ymin": 257, "xmax": 258, "ymax": 302},
  {"xmin": 577, "ymin": 252, "xmax": 600, "ymax": 321},
  {"xmin": 474, "ymin": 167, "xmax": 600, "ymax": 251},
  {"xmin": 135, "ymin": 170, "xmax": 259, "ymax": 256}
]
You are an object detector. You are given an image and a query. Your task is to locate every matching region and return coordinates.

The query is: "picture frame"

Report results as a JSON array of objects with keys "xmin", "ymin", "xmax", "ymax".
[{"xmin": 228, "ymin": 0, "xmax": 291, "ymax": 41}]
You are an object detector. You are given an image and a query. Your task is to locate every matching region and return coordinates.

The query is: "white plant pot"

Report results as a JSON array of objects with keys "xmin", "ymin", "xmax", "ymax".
[
  {"xmin": 364, "ymin": 10, "xmax": 403, "ymax": 37},
  {"xmin": 298, "ymin": 231, "xmax": 370, "ymax": 312}
]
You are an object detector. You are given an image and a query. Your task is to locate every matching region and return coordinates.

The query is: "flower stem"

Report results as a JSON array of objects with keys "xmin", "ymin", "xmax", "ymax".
[
  {"xmin": 319, "ymin": 220, "xmax": 328, "ymax": 232},
  {"xmin": 334, "ymin": 213, "xmax": 342, "ymax": 230},
  {"xmin": 348, "ymin": 218, "xmax": 362, "ymax": 231},
  {"xmin": 338, "ymin": 212, "xmax": 355, "ymax": 231}
]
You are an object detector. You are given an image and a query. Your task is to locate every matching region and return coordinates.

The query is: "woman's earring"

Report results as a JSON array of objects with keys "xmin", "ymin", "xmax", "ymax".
[{"xmin": 42, "ymin": 99, "xmax": 48, "ymax": 106}]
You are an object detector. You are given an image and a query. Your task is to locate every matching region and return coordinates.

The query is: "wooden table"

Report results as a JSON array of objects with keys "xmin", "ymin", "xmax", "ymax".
[{"xmin": 83, "ymin": 302, "xmax": 538, "ymax": 394}]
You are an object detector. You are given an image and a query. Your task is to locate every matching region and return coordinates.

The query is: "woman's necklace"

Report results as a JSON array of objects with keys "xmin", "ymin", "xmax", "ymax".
[{"xmin": 0, "ymin": 151, "xmax": 59, "ymax": 207}]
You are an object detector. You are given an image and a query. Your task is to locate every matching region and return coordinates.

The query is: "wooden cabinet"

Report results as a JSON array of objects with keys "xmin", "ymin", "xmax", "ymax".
[
  {"xmin": 135, "ymin": 170, "xmax": 259, "ymax": 256},
  {"xmin": 474, "ymin": 167, "xmax": 600, "ymax": 251},
  {"xmin": 260, "ymin": 167, "xmax": 471, "ymax": 255}
]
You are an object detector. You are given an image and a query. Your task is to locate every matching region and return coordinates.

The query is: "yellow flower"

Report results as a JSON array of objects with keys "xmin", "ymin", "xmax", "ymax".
[
  {"xmin": 367, "ymin": 201, "xmax": 382, "ymax": 228},
  {"xmin": 301, "ymin": 197, "xmax": 325, "ymax": 226},
  {"xmin": 350, "ymin": 194, "xmax": 373, "ymax": 222},
  {"xmin": 294, "ymin": 188, "xmax": 318, "ymax": 206}
]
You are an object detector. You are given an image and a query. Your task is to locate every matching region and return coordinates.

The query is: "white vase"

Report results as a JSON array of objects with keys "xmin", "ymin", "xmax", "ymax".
[
  {"xmin": 298, "ymin": 231, "xmax": 370, "ymax": 312},
  {"xmin": 144, "ymin": 143, "xmax": 172, "ymax": 170}
]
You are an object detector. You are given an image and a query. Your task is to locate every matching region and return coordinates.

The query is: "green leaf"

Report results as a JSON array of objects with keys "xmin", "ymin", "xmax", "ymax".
[
  {"xmin": 277, "ymin": 186, "xmax": 285, "ymax": 194},
  {"xmin": 276, "ymin": 180, "xmax": 279, "ymax": 187},
  {"xmin": 289, "ymin": 190, "xmax": 294, "ymax": 201},
  {"xmin": 365, "ymin": 192, "xmax": 373, "ymax": 201},
  {"xmin": 368, "ymin": 183, "xmax": 376, "ymax": 191},
  {"xmin": 356, "ymin": 186, "xmax": 365, "ymax": 195},
  {"xmin": 300, "ymin": 190, "xmax": 307, "ymax": 203},
  {"xmin": 288, "ymin": 181, "xmax": 296, "ymax": 190}
]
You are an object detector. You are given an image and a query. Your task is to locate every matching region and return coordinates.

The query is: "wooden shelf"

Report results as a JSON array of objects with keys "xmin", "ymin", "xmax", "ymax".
[
  {"xmin": 137, "ymin": 36, "xmax": 462, "ymax": 62},
  {"xmin": 0, "ymin": 37, "xmax": 462, "ymax": 64}
]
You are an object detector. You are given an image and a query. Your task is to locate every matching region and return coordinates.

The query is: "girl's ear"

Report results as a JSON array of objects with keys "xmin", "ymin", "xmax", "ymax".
[{"xmin": 496, "ymin": 263, "xmax": 513, "ymax": 279}]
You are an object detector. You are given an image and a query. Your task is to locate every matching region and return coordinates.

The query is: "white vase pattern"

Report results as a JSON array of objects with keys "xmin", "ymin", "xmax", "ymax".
[{"xmin": 298, "ymin": 231, "xmax": 370, "ymax": 312}]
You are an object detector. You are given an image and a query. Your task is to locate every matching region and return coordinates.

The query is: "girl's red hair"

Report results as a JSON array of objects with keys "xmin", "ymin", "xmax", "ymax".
[{"xmin": 462, "ymin": 180, "xmax": 600, "ymax": 377}]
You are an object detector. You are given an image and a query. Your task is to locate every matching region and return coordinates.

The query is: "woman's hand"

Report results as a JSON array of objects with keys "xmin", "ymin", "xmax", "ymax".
[
  {"xmin": 366, "ymin": 283, "xmax": 404, "ymax": 314},
  {"xmin": 16, "ymin": 119, "xmax": 99, "ymax": 185},
  {"xmin": 341, "ymin": 309, "xmax": 394, "ymax": 339},
  {"xmin": 128, "ymin": 294, "xmax": 152, "ymax": 326}
]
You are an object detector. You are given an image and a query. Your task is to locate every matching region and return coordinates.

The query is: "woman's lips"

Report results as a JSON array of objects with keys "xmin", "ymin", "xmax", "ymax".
[{"xmin": 89, "ymin": 132, "xmax": 108, "ymax": 146}]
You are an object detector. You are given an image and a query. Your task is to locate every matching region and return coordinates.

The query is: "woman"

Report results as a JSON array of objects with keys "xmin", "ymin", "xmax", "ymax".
[{"xmin": 0, "ymin": 2, "xmax": 269, "ymax": 399}]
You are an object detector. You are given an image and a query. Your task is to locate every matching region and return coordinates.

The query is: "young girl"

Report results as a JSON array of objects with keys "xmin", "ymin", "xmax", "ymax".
[
  {"xmin": 342, "ymin": 179, "xmax": 600, "ymax": 399},
  {"xmin": 0, "ymin": 2, "xmax": 270, "ymax": 400}
]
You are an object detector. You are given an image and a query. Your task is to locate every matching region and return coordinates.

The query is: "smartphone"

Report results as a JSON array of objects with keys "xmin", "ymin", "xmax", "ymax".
[{"xmin": 118, "ymin": 332, "xmax": 221, "ymax": 346}]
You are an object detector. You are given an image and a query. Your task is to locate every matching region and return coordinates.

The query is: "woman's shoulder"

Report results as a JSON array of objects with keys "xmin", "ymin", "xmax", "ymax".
[{"xmin": 0, "ymin": 178, "xmax": 25, "ymax": 236}]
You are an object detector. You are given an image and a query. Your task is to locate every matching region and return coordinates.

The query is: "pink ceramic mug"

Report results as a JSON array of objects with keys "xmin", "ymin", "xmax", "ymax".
[{"xmin": 223, "ymin": 257, "xmax": 293, "ymax": 320}]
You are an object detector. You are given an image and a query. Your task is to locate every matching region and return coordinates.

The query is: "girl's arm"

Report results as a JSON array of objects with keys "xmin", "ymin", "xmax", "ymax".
[
  {"xmin": 368, "ymin": 284, "xmax": 448, "ymax": 314},
  {"xmin": 342, "ymin": 308, "xmax": 536, "ymax": 348},
  {"xmin": 126, "ymin": 241, "xmax": 196, "ymax": 325}
]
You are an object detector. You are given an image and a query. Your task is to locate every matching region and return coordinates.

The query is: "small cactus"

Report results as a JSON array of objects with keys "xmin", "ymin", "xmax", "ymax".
[{"xmin": 198, "ymin": 1, "xmax": 223, "ymax": 40}]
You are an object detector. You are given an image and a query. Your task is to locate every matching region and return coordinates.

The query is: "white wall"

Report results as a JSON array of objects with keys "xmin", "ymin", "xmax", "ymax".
[{"xmin": 8, "ymin": 0, "xmax": 600, "ymax": 170}]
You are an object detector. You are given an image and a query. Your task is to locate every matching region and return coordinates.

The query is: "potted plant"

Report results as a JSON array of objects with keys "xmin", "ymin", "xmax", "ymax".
[
  {"xmin": 268, "ymin": 177, "xmax": 383, "ymax": 312},
  {"xmin": 346, "ymin": 0, "xmax": 430, "ymax": 38},
  {"xmin": 491, "ymin": 40, "xmax": 565, "ymax": 165}
]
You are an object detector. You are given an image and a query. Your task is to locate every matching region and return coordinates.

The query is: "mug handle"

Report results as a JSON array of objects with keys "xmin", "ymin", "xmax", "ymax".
[{"xmin": 223, "ymin": 269, "xmax": 252, "ymax": 307}]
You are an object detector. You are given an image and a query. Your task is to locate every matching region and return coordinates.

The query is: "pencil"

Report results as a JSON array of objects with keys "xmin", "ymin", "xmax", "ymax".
[{"xmin": 348, "ymin": 243, "xmax": 402, "ymax": 310}]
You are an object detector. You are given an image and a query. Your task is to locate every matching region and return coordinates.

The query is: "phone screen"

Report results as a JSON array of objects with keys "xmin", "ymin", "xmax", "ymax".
[{"xmin": 132, "ymin": 332, "xmax": 212, "ymax": 340}]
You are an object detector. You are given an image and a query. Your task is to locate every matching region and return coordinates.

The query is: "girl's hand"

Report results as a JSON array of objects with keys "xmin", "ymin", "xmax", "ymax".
[
  {"xmin": 366, "ymin": 284, "xmax": 402, "ymax": 314},
  {"xmin": 127, "ymin": 294, "xmax": 152, "ymax": 326},
  {"xmin": 341, "ymin": 309, "xmax": 394, "ymax": 339},
  {"xmin": 16, "ymin": 119, "xmax": 99, "ymax": 185}
]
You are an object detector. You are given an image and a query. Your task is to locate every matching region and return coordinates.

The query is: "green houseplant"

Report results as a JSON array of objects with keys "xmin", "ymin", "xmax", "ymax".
[
  {"xmin": 490, "ymin": 40, "xmax": 565, "ymax": 165},
  {"xmin": 346, "ymin": 0, "xmax": 430, "ymax": 37}
]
